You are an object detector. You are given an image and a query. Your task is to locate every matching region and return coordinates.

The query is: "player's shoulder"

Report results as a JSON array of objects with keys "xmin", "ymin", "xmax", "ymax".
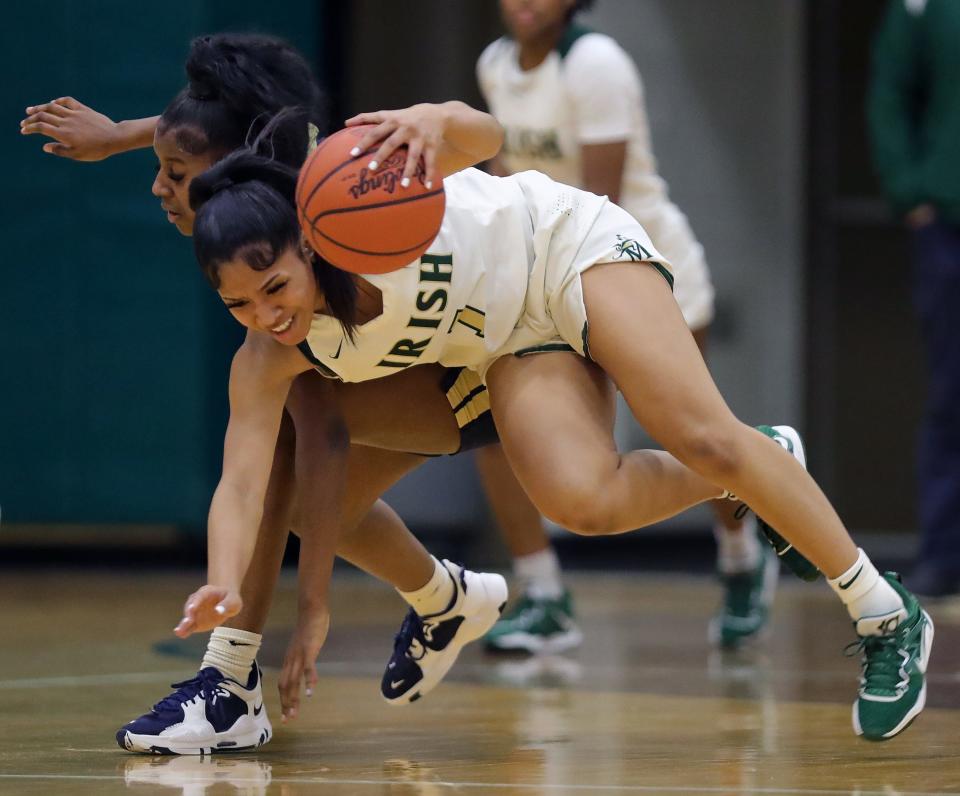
[
  {"xmin": 477, "ymin": 36, "xmax": 514, "ymax": 72},
  {"xmin": 562, "ymin": 29, "xmax": 634, "ymax": 70}
]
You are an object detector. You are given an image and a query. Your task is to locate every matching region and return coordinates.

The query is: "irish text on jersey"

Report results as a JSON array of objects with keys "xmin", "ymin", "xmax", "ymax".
[{"xmin": 377, "ymin": 253, "xmax": 452, "ymax": 369}]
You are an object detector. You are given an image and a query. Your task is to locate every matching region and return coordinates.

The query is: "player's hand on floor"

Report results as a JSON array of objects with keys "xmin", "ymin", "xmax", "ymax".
[
  {"xmin": 278, "ymin": 607, "xmax": 330, "ymax": 722},
  {"xmin": 344, "ymin": 104, "xmax": 443, "ymax": 189},
  {"xmin": 174, "ymin": 585, "xmax": 242, "ymax": 638},
  {"xmin": 20, "ymin": 97, "xmax": 119, "ymax": 161}
]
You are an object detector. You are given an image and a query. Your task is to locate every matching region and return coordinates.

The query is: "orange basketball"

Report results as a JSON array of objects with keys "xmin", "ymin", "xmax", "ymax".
[{"xmin": 296, "ymin": 125, "xmax": 445, "ymax": 274}]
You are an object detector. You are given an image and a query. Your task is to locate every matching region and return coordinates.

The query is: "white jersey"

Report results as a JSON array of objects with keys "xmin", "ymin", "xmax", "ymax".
[
  {"xmin": 477, "ymin": 27, "xmax": 715, "ymax": 330},
  {"xmin": 298, "ymin": 167, "xmax": 615, "ymax": 383}
]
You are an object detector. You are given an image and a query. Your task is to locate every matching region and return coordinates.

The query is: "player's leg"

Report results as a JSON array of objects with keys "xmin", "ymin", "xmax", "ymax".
[
  {"xmin": 691, "ymin": 326, "xmax": 778, "ymax": 648},
  {"xmin": 909, "ymin": 221, "xmax": 960, "ymax": 596},
  {"xmin": 487, "ymin": 350, "xmax": 718, "ymax": 537},
  {"xmin": 581, "ymin": 261, "xmax": 931, "ymax": 740},
  {"xmin": 118, "ymin": 368, "xmax": 503, "ymax": 753},
  {"xmin": 283, "ymin": 369, "xmax": 508, "ymax": 707},
  {"xmin": 476, "ymin": 443, "xmax": 580, "ymax": 654},
  {"xmin": 116, "ymin": 411, "xmax": 299, "ymax": 754}
]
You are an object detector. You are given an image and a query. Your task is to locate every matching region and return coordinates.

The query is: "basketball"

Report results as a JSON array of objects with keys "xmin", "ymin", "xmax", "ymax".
[{"xmin": 296, "ymin": 125, "xmax": 446, "ymax": 274}]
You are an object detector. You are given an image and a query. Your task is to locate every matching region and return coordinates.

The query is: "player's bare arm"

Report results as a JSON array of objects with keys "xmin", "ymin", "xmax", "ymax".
[
  {"xmin": 20, "ymin": 97, "xmax": 158, "ymax": 160},
  {"xmin": 581, "ymin": 140, "xmax": 627, "ymax": 205},
  {"xmin": 278, "ymin": 376, "xmax": 352, "ymax": 720},
  {"xmin": 175, "ymin": 334, "xmax": 312, "ymax": 638}
]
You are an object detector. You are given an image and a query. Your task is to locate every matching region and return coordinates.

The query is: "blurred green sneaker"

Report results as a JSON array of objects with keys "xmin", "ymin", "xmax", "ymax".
[
  {"xmin": 484, "ymin": 590, "xmax": 582, "ymax": 654},
  {"xmin": 849, "ymin": 573, "xmax": 934, "ymax": 741},
  {"xmin": 754, "ymin": 425, "xmax": 822, "ymax": 582},
  {"xmin": 709, "ymin": 532, "xmax": 779, "ymax": 648}
]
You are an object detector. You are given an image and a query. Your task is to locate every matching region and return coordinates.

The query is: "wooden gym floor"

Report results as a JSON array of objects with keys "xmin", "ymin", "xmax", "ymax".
[{"xmin": 1, "ymin": 567, "xmax": 959, "ymax": 795}]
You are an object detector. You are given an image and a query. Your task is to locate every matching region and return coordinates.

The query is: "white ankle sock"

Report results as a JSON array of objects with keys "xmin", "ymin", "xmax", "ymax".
[
  {"xmin": 515, "ymin": 547, "xmax": 564, "ymax": 600},
  {"xmin": 828, "ymin": 548, "xmax": 905, "ymax": 635},
  {"xmin": 713, "ymin": 514, "xmax": 761, "ymax": 574},
  {"xmin": 201, "ymin": 627, "xmax": 262, "ymax": 684},
  {"xmin": 398, "ymin": 556, "xmax": 456, "ymax": 617}
]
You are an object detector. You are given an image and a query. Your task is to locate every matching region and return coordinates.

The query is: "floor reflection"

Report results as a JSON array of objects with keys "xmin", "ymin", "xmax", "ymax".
[{"xmin": 122, "ymin": 756, "xmax": 272, "ymax": 795}]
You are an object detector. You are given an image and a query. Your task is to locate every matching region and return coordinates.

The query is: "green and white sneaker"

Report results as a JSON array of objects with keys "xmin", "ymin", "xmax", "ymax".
[
  {"xmin": 709, "ymin": 531, "xmax": 779, "ymax": 648},
  {"xmin": 849, "ymin": 573, "xmax": 933, "ymax": 741},
  {"xmin": 753, "ymin": 425, "xmax": 821, "ymax": 582},
  {"xmin": 484, "ymin": 590, "xmax": 582, "ymax": 654}
]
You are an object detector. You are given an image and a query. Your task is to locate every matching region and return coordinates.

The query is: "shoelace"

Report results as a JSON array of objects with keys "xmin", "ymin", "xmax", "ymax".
[
  {"xmin": 153, "ymin": 668, "xmax": 228, "ymax": 713},
  {"xmin": 391, "ymin": 564, "xmax": 468, "ymax": 661},
  {"xmin": 393, "ymin": 608, "xmax": 428, "ymax": 661},
  {"xmin": 844, "ymin": 634, "xmax": 905, "ymax": 695}
]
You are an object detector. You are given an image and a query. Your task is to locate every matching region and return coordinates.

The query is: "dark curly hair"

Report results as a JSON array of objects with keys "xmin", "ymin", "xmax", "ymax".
[{"xmin": 158, "ymin": 33, "xmax": 326, "ymax": 168}]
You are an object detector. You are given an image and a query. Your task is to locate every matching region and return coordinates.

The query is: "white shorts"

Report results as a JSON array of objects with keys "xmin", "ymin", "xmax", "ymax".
[{"xmin": 480, "ymin": 201, "xmax": 673, "ymax": 380}]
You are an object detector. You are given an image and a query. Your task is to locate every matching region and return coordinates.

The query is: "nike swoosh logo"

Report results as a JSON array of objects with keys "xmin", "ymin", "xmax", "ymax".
[
  {"xmin": 330, "ymin": 340, "xmax": 343, "ymax": 359},
  {"xmin": 390, "ymin": 680, "xmax": 405, "ymax": 690},
  {"xmin": 227, "ymin": 640, "xmax": 252, "ymax": 646},
  {"xmin": 839, "ymin": 565, "xmax": 863, "ymax": 590},
  {"xmin": 253, "ymin": 702, "xmax": 263, "ymax": 716}
]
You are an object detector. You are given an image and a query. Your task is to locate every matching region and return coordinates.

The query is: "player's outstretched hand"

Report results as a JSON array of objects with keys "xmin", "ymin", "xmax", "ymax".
[
  {"xmin": 174, "ymin": 585, "xmax": 242, "ymax": 638},
  {"xmin": 278, "ymin": 607, "xmax": 330, "ymax": 723},
  {"xmin": 344, "ymin": 104, "xmax": 444, "ymax": 190},
  {"xmin": 20, "ymin": 97, "xmax": 120, "ymax": 161}
]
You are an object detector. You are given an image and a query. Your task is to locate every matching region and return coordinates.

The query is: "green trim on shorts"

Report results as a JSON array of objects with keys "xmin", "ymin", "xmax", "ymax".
[
  {"xmin": 649, "ymin": 260, "xmax": 675, "ymax": 291},
  {"xmin": 514, "ymin": 342, "xmax": 577, "ymax": 358}
]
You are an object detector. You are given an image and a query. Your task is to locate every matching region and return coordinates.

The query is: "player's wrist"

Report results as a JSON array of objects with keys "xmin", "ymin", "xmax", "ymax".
[{"xmin": 112, "ymin": 117, "xmax": 157, "ymax": 155}]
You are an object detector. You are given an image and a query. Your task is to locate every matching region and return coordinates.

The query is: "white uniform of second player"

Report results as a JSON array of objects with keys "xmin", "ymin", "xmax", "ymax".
[{"xmin": 477, "ymin": 27, "xmax": 714, "ymax": 330}]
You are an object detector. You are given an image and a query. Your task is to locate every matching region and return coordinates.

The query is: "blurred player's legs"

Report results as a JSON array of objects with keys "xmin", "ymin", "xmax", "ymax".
[
  {"xmin": 477, "ymin": 444, "xmax": 582, "ymax": 654},
  {"xmin": 909, "ymin": 221, "xmax": 960, "ymax": 597}
]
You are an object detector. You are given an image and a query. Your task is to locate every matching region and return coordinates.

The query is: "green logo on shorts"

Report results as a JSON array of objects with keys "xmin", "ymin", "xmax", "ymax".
[{"xmin": 614, "ymin": 234, "xmax": 652, "ymax": 262}]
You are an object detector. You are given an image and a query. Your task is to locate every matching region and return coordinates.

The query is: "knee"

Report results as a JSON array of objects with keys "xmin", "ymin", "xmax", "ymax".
[
  {"xmin": 537, "ymin": 478, "xmax": 616, "ymax": 536},
  {"xmin": 668, "ymin": 423, "xmax": 746, "ymax": 483}
]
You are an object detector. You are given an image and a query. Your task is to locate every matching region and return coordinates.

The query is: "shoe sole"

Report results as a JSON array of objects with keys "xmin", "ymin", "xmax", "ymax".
[
  {"xmin": 388, "ymin": 573, "xmax": 509, "ymax": 706},
  {"xmin": 852, "ymin": 609, "xmax": 934, "ymax": 741},
  {"xmin": 485, "ymin": 626, "xmax": 584, "ymax": 654},
  {"xmin": 119, "ymin": 714, "xmax": 272, "ymax": 756}
]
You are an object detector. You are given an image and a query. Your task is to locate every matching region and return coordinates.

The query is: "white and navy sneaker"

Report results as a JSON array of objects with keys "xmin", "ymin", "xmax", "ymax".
[
  {"xmin": 382, "ymin": 560, "xmax": 508, "ymax": 705},
  {"xmin": 116, "ymin": 663, "xmax": 272, "ymax": 755}
]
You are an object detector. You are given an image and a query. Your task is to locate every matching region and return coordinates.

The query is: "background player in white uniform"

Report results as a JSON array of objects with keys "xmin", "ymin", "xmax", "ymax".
[
  {"xmin": 180, "ymin": 131, "xmax": 932, "ymax": 742},
  {"xmin": 476, "ymin": 0, "xmax": 769, "ymax": 652}
]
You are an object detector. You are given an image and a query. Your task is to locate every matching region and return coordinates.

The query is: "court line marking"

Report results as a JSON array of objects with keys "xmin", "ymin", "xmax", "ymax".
[
  {"xmin": 0, "ymin": 671, "xmax": 188, "ymax": 689},
  {"xmin": 0, "ymin": 774, "xmax": 957, "ymax": 795},
  {"xmin": 4, "ymin": 665, "xmax": 960, "ymax": 691}
]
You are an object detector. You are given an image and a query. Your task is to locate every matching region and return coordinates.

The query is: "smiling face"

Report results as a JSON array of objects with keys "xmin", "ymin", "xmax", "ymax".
[
  {"xmin": 151, "ymin": 127, "xmax": 218, "ymax": 236},
  {"xmin": 215, "ymin": 243, "xmax": 322, "ymax": 345}
]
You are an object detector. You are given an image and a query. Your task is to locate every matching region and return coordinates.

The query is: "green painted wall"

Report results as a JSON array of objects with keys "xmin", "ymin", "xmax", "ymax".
[{"xmin": 2, "ymin": 2, "xmax": 319, "ymax": 529}]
